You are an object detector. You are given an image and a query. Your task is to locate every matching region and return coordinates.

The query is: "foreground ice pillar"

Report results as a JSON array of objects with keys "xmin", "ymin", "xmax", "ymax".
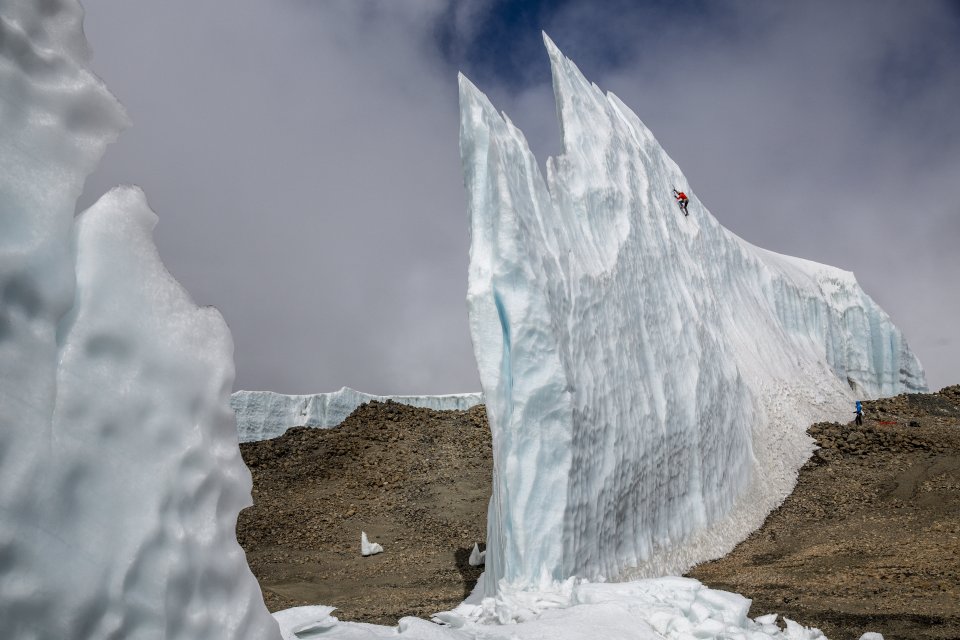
[
  {"xmin": 0, "ymin": 3, "xmax": 280, "ymax": 638},
  {"xmin": 0, "ymin": 1, "xmax": 127, "ymax": 630},
  {"xmin": 459, "ymin": 34, "xmax": 926, "ymax": 594}
]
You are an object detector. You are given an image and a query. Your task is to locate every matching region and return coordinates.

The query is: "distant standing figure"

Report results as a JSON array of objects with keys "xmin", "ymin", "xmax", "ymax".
[
  {"xmin": 855, "ymin": 400, "xmax": 863, "ymax": 426},
  {"xmin": 672, "ymin": 188, "xmax": 689, "ymax": 216}
]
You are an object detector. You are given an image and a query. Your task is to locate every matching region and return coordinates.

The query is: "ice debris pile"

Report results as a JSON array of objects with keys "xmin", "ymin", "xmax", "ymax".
[
  {"xmin": 0, "ymin": 2, "xmax": 279, "ymax": 638},
  {"xmin": 232, "ymin": 387, "xmax": 482, "ymax": 442},
  {"xmin": 459, "ymin": 34, "xmax": 926, "ymax": 593},
  {"xmin": 273, "ymin": 577, "xmax": 836, "ymax": 640}
]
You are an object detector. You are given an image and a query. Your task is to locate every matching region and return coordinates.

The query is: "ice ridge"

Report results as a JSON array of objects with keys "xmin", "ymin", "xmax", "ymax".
[
  {"xmin": 232, "ymin": 387, "xmax": 483, "ymax": 442},
  {"xmin": 458, "ymin": 33, "xmax": 925, "ymax": 593}
]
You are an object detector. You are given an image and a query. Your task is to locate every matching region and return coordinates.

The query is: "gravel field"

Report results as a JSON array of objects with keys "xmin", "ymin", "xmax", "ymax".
[
  {"xmin": 689, "ymin": 386, "xmax": 960, "ymax": 640},
  {"xmin": 238, "ymin": 387, "xmax": 960, "ymax": 639},
  {"xmin": 238, "ymin": 401, "xmax": 491, "ymax": 624}
]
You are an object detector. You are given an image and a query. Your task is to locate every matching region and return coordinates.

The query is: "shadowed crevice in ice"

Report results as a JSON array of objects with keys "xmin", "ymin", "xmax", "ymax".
[{"xmin": 459, "ymin": 33, "xmax": 925, "ymax": 594}]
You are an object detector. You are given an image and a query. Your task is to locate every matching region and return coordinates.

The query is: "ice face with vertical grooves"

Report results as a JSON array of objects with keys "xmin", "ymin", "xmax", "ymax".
[
  {"xmin": 0, "ymin": 2, "xmax": 280, "ymax": 638},
  {"xmin": 459, "ymin": 34, "xmax": 926, "ymax": 594}
]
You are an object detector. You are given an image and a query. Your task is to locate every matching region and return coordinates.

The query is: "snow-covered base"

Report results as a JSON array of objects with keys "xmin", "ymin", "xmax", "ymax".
[
  {"xmin": 459, "ymin": 34, "xmax": 926, "ymax": 593},
  {"xmin": 273, "ymin": 578, "xmax": 835, "ymax": 640},
  {"xmin": 231, "ymin": 388, "xmax": 483, "ymax": 442}
]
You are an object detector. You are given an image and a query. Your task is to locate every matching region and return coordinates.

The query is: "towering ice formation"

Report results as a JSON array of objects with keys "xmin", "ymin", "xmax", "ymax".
[
  {"xmin": 459, "ymin": 35, "xmax": 925, "ymax": 593},
  {"xmin": 232, "ymin": 388, "xmax": 483, "ymax": 442},
  {"xmin": 0, "ymin": 3, "xmax": 279, "ymax": 638}
]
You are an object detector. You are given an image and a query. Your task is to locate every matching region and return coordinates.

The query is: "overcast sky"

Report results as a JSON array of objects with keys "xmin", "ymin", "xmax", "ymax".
[{"xmin": 79, "ymin": 0, "xmax": 959, "ymax": 394}]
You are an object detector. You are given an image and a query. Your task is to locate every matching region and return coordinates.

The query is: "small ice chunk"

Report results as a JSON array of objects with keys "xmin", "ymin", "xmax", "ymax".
[
  {"xmin": 431, "ymin": 611, "xmax": 466, "ymax": 628},
  {"xmin": 696, "ymin": 587, "xmax": 751, "ymax": 625},
  {"xmin": 692, "ymin": 618, "xmax": 726, "ymax": 636},
  {"xmin": 688, "ymin": 600, "xmax": 711, "ymax": 623},
  {"xmin": 784, "ymin": 617, "xmax": 827, "ymax": 639},
  {"xmin": 859, "ymin": 634, "xmax": 884, "ymax": 640},
  {"xmin": 468, "ymin": 543, "xmax": 486, "ymax": 566},
  {"xmin": 397, "ymin": 617, "xmax": 469, "ymax": 638},
  {"xmin": 361, "ymin": 531, "xmax": 383, "ymax": 556},
  {"xmin": 273, "ymin": 605, "xmax": 338, "ymax": 639}
]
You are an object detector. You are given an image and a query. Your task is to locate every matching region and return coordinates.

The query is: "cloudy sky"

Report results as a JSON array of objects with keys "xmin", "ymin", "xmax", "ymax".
[{"xmin": 79, "ymin": 0, "xmax": 959, "ymax": 394}]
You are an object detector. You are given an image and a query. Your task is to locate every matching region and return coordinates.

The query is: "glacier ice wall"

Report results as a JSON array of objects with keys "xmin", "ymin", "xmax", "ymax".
[
  {"xmin": 0, "ymin": 3, "xmax": 280, "ymax": 638},
  {"xmin": 232, "ymin": 388, "xmax": 483, "ymax": 442},
  {"xmin": 459, "ymin": 34, "xmax": 926, "ymax": 593}
]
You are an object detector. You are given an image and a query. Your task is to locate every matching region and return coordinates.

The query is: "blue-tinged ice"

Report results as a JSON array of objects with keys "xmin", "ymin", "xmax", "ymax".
[{"xmin": 458, "ymin": 34, "xmax": 925, "ymax": 594}]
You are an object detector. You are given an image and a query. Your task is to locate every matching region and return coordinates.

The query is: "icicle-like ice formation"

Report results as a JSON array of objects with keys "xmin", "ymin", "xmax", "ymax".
[
  {"xmin": 0, "ymin": 2, "xmax": 279, "ymax": 638},
  {"xmin": 458, "ymin": 34, "xmax": 926, "ymax": 593}
]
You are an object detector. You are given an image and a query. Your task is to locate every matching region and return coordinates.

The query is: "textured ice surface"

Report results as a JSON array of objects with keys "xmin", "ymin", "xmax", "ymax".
[
  {"xmin": 272, "ymin": 577, "xmax": 830, "ymax": 639},
  {"xmin": 0, "ymin": 3, "xmax": 279, "ymax": 638},
  {"xmin": 232, "ymin": 387, "xmax": 482, "ymax": 442},
  {"xmin": 458, "ymin": 34, "xmax": 926, "ymax": 593}
]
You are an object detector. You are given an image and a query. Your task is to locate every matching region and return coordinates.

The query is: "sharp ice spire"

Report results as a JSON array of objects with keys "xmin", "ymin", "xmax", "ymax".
[{"xmin": 460, "ymin": 36, "xmax": 925, "ymax": 595}]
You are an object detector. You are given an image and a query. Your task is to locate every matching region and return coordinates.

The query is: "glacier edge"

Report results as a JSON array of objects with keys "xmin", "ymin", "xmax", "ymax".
[{"xmin": 231, "ymin": 387, "xmax": 483, "ymax": 442}]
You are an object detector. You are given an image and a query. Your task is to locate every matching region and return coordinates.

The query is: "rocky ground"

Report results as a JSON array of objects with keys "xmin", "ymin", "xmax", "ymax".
[
  {"xmin": 237, "ymin": 387, "xmax": 960, "ymax": 638},
  {"xmin": 237, "ymin": 401, "xmax": 491, "ymax": 625},
  {"xmin": 689, "ymin": 386, "xmax": 960, "ymax": 640}
]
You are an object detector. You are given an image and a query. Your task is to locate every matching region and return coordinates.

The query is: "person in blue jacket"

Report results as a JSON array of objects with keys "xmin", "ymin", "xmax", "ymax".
[{"xmin": 855, "ymin": 400, "xmax": 863, "ymax": 426}]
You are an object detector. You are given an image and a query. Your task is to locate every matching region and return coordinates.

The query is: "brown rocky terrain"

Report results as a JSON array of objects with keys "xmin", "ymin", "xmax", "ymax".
[
  {"xmin": 237, "ymin": 386, "xmax": 960, "ymax": 638},
  {"xmin": 689, "ymin": 386, "xmax": 960, "ymax": 640},
  {"xmin": 237, "ymin": 401, "xmax": 491, "ymax": 625}
]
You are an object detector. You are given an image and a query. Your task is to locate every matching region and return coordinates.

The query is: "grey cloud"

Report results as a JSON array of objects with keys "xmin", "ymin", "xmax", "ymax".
[
  {"xmin": 79, "ymin": 0, "xmax": 957, "ymax": 394},
  {"xmin": 81, "ymin": 0, "xmax": 477, "ymax": 394}
]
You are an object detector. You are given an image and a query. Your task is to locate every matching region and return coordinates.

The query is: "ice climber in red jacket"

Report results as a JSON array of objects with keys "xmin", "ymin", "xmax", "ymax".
[{"xmin": 672, "ymin": 188, "xmax": 689, "ymax": 216}]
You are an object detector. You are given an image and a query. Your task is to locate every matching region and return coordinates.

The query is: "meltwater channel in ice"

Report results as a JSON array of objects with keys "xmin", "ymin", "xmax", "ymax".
[{"xmin": 460, "ymin": 34, "xmax": 925, "ymax": 595}]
